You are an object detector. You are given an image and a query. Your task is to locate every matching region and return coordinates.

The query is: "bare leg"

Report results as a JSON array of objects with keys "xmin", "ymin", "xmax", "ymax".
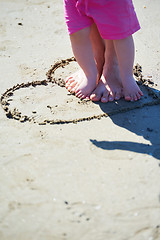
[
  {"xmin": 90, "ymin": 24, "xmax": 105, "ymax": 81},
  {"xmin": 65, "ymin": 27, "xmax": 98, "ymax": 99},
  {"xmin": 113, "ymin": 35, "xmax": 143, "ymax": 101},
  {"xmin": 90, "ymin": 40, "xmax": 123, "ymax": 102},
  {"xmin": 65, "ymin": 24, "xmax": 105, "ymax": 98}
]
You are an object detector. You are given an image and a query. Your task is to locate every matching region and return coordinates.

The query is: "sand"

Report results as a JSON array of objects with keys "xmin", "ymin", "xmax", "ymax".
[{"xmin": 0, "ymin": 0, "xmax": 160, "ymax": 239}]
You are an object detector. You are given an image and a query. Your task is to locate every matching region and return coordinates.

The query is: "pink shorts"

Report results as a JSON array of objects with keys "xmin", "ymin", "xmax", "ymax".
[{"xmin": 64, "ymin": 0, "xmax": 140, "ymax": 39}]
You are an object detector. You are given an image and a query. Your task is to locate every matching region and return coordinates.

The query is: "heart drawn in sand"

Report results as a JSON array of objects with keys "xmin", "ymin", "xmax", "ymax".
[{"xmin": 1, "ymin": 58, "xmax": 160, "ymax": 125}]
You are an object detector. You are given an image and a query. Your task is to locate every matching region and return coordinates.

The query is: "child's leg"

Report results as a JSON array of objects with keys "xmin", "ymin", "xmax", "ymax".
[
  {"xmin": 90, "ymin": 23, "xmax": 105, "ymax": 82},
  {"xmin": 113, "ymin": 35, "xmax": 143, "ymax": 101},
  {"xmin": 90, "ymin": 40, "xmax": 123, "ymax": 102},
  {"xmin": 67, "ymin": 27, "xmax": 97, "ymax": 99},
  {"xmin": 66, "ymin": 24, "xmax": 105, "ymax": 99}
]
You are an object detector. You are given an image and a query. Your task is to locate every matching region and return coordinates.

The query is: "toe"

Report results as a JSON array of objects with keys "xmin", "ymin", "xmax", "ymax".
[
  {"xmin": 70, "ymin": 87, "xmax": 76, "ymax": 93},
  {"xmin": 65, "ymin": 77, "xmax": 71, "ymax": 84},
  {"xmin": 85, "ymin": 95, "xmax": 90, "ymax": 100},
  {"xmin": 66, "ymin": 83, "xmax": 72, "ymax": 89},
  {"xmin": 136, "ymin": 92, "xmax": 141, "ymax": 100},
  {"xmin": 69, "ymin": 81, "xmax": 77, "ymax": 88},
  {"xmin": 90, "ymin": 81, "xmax": 105, "ymax": 101},
  {"xmin": 70, "ymin": 85, "xmax": 79, "ymax": 93},
  {"xmin": 108, "ymin": 93, "xmax": 114, "ymax": 102},
  {"xmin": 130, "ymin": 94, "xmax": 138, "ymax": 101},
  {"xmin": 65, "ymin": 76, "xmax": 73, "ymax": 84},
  {"xmin": 80, "ymin": 95, "xmax": 85, "ymax": 99},
  {"xmin": 125, "ymin": 95, "xmax": 132, "ymax": 101},
  {"xmin": 67, "ymin": 87, "xmax": 72, "ymax": 91},
  {"xmin": 73, "ymin": 82, "xmax": 80, "ymax": 91},
  {"xmin": 76, "ymin": 93, "xmax": 82, "ymax": 98},
  {"xmin": 90, "ymin": 92, "xmax": 101, "ymax": 101},
  {"xmin": 76, "ymin": 92, "xmax": 81, "ymax": 97},
  {"xmin": 101, "ymin": 90, "xmax": 109, "ymax": 103},
  {"xmin": 66, "ymin": 79, "xmax": 75, "ymax": 88},
  {"xmin": 133, "ymin": 95, "xmax": 138, "ymax": 101},
  {"xmin": 76, "ymin": 90, "xmax": 83, "ymax": 98},
  {"xmin": 78, "ymin": 93, "xmax": 85, "ymax": 99},
  {"xmin": 139, "ymin": 89, "xmax": 143, "ymax": 96},
  {"xmin": 68, "ymin": 86, "xmax": 75, "ymax": 92},
  {"xmin": 114, "ymin": 92, "xmax": 122, "ymax": 101}
]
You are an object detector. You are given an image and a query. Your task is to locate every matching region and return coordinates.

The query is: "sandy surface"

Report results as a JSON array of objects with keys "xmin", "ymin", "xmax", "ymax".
[{"xmin": 0, "ymin": 0, "xmax": 160, "ymax": 239}]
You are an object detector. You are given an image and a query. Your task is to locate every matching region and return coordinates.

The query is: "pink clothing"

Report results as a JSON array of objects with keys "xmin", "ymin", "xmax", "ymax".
[{"xmin": 64, "ymin": 0, "xmax": 140, "ymax": 39}]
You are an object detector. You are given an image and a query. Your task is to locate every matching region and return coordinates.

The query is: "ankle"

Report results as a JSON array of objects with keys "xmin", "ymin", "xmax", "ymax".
[
  {"xmin": 103, "ymin": 60, "xmax": 119, "ymax": 74},
  {"xmin": 121, "ymin": 73, "xmax": 134, "ymax": 82},
  {"xmin": 85, "ymin": 67, "xmax": 98, "ymax": 80}
]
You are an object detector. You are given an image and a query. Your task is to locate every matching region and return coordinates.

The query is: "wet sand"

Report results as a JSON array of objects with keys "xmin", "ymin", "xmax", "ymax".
[{"xmin": 0, "ymin": 0, "xmax": 160, "ymax": 239}]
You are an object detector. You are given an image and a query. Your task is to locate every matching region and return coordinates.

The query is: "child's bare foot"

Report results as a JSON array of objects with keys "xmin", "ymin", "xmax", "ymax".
[
  {"xmin": 75, "ymin": 74, "xmax": 97, "ymax": 99},
  {"xmin": 65, "ymin": 70, "xmax": 98, "ymax": 99},
  {"xmin": 122, "ymin": 76, "xmax": 143, "ymax": 101},
  {"xmin": 113, "ymin": 36, "xmax": 143, "ymax": 102},
  {"xmin": 103, "ymin": 64, "xmax": 123, "ymax": 102},
  {"xmin": 89, "ymin": 78, "xmax": 109, "ymax": 102},
  {"xmin": 65, "ymin": 70, "xmax": 82, "ymax": 92},
  {"xmin": 90, "ymin": 62, "xmax": 123, "ymax": 102}
]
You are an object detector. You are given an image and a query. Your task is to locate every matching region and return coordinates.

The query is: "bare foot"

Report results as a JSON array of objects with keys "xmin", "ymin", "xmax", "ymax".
[
  {"xmin": 65, "ymin": 70, "xmax": 98, "ymax": 99},
  {"xmin": 90, "ymin": 62, "xmax": 123, "ymax": 102},
  {"xmin": 103, "ymin": 64, "xmax": 123, "ymax": 102},
  {"xmin": 90, "ymin": 78, "xmax": 110, "ymax": 103},
  {"xmin": 65, "ymin": 70, "xmax": 82, "ymax": 93},
  {"xmin": 113, "ymin": 36, "xmax": 143, "ymax": 102},
  {"xmin": 122, "ymin": 76, "xmax": 143, "ymax": 101}
]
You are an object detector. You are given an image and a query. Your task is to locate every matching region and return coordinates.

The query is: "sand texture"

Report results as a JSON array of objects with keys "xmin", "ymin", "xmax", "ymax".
[{"xmin": 0, "ymin": 0, "xmax": 160, "ymax": 240}]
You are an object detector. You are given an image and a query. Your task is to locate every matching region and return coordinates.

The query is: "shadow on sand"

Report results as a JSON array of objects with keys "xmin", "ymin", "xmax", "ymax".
[
  {"xmin": 50, "ymin": 58, "xmax": 160, "ymax": 160},
  {"xmin": 90, "ymin": 84, "xmax": 160, "ymax": 161}
]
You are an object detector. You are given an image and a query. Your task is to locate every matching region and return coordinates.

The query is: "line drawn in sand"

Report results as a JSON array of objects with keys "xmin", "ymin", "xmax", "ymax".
[{"xmin": 1, "ymin": 57, "xmax": 160, "ymax": 125}]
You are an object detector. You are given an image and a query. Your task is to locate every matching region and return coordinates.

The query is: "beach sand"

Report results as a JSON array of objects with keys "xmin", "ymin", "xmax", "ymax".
[{"xmin": 0, "ymin": 0, "xmax": 160, "ymax": 239}]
